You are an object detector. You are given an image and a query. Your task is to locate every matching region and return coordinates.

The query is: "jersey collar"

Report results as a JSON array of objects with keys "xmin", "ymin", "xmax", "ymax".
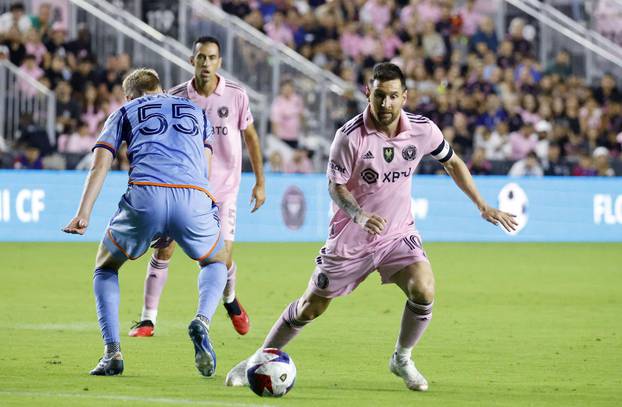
[
  {"xmin": 188, "ymin": 73, "xmax": 226, "ymax": 99},
  {"xmin": 363, "ymin": 106, "xmax": 413, "ymax": 138}
]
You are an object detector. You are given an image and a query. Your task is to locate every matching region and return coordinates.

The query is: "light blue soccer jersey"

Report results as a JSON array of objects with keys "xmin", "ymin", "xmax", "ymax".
[{"xmin": 94, "ymin": 94, "xmax": 213, "ymax": 194}]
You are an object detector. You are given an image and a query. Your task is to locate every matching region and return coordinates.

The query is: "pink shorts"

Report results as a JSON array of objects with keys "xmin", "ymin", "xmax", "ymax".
[
  {"xmin": 308, "ymin": 231, "xmax": 429, "ymax": 298},
  {"xmin": 215, "ymin": 190, "xmax": 238, "ymax": 242}
]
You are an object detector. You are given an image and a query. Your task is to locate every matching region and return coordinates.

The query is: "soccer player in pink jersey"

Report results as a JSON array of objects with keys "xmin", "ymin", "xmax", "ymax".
[
  {"xmin": 128, "ymin": 36, "xmax": 265, "ymax": 337},
  {"xmin": 225, "ymin": 63, "xmax": 517, "ymax": 391}
]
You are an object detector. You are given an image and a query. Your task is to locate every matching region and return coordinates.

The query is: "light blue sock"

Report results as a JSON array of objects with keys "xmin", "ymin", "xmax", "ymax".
[
  {"xmin": 93, "ymin": 268, "xmax": 120, "ymax": 346},
  {"xmin": 197, "ymin": 262, "xmax": 227, "ymax": 323}
]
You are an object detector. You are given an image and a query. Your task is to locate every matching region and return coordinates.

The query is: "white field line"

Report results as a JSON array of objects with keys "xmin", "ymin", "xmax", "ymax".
[{"xmin": 0, "ymin": 391, "xmax": 275, "ymax": 407}]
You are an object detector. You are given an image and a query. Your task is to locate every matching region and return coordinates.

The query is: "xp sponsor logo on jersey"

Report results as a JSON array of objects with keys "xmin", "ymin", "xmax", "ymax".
[
  {"xmin": 281, "ymin": 186, "xmax": 306, "ymax": 230},
  {"xmin": 402, "ymin": 145, "xmax": 417, "ymax": 161},
  {"xmin": 382, "ymin": 167, "xmax": 413, "ymax": 183},
  {"xmin": 361, "ymin": 168, "xmax": 379, "ymax": 184},
  {"xmin": 383, "ymin": 147, "xmax": 394, "ymax": 163},
  {"xmin": 217, "ymin": 106, "xmax": 229, "ymax": 118}
]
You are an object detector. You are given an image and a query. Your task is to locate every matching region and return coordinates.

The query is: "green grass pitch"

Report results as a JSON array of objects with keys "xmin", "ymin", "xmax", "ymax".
[{"xmin": 1, "ymin": 242, "xmax": 621, "ymax": 406}]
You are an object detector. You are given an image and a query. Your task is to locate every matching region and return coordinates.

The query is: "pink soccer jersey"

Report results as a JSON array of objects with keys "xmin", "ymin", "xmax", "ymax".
[
  {"xmin": 169, "ymin": 74, "xmax": 253, "ymax": 198},
  {"xmin": 326, "ymin": 107, "xmax": 453, "ymax": 258}
]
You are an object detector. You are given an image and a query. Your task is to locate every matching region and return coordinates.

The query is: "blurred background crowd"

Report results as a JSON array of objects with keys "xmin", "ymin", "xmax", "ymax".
[{"xmin": 1, "ymin": 0, "xmax": 621, "ymax": 177}]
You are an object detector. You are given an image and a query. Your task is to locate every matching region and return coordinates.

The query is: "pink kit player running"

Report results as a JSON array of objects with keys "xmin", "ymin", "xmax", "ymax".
[
  {"xmin": 224, "ymin": 63, "xmax": 517, "ymax": 392},
  {"xmin": 128, "ymin": 36, "xmax": 265, "ymax": 338}
]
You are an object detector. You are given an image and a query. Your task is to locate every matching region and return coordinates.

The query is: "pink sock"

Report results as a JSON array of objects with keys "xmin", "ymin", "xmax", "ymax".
[
  {"xmin": 143, "ymin": 255, "xmax": 170, "ymax": 315},
  {"xmin": 262, "ymin": 299, "xmax": 310, "ymax": 349},
  {"xmin": 223, "ymin": 262, "xmax": 237, "ymax": 303},
  {"xmin": 396, "ymin": 300, "xmax": 433, "ymax": 355}
]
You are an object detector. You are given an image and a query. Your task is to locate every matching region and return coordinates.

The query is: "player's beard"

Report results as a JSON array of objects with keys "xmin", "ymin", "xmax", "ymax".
[{"xmin": 377, "ymin": 110, "xmax": 397, "ymax": 127}]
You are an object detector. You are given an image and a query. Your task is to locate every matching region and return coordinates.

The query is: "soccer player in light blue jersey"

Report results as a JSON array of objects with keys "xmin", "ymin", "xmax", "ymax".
[{"xmin": 63, "ymin": 68, "xmax": 227, "ymax": 377}]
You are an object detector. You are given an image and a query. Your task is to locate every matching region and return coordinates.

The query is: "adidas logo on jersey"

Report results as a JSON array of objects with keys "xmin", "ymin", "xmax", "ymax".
[{"xmin": 363, "ymin": 151, "xmax": 375, "ymax": 159}]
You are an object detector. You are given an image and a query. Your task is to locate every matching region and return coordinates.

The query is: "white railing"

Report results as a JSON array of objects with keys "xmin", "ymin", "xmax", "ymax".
[
  {"xmin": 0, "ymin": 59, "xmax": 56, "ymax": 145},
  {"xmin": 502, "ymin": 0, "xmax": 622, "ymax": 82}
]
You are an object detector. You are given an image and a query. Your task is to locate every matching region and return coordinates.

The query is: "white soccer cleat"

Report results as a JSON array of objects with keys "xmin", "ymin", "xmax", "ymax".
[
  {"xmin": 389, "ymin": 353, "xmax": 429, "ymax": 391},
  {"xmin": 224, "ymin": 358, "xmax": 249, "ymax": 387}
]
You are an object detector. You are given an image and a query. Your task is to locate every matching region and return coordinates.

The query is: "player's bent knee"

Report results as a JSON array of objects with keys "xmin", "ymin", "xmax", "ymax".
[
  {"xmin": 95, "ymin": 243, "xmax": 125, "ymax": 271},
  {"xmin": 408, "ymin": 278, "xmax": 435, "ymax": 304}
]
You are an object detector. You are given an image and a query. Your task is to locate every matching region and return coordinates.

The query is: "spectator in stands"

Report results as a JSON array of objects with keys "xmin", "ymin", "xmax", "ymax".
[
  {"xmin": 285, "ymin": 148, "xmax": 314, "ymax": 173},
  {"xmin": 572, "ymin": 152, "xmax": 597, "ymax": 176},
  {"xmin": 15, "ymin": 113, "xmax": 53, "ymax": 157},
  {"xmin": 1, "ymin": 26, "xmax": 26, "ymax": 66},
  {"xmin": 360, "ymin": 0, "xmax": 392, "ymax": 33},
  {"xmin": 23, "ymin": 28, "xmax": 47, "ymax": 66},
  {"xmin": 29, "ymin": 2, "xmax": 52, "ymax": 35},
  {"xmin": 592, "ymin": 73, "xmax": 622, "ymax": 106},
  {"xmin": 264, "ymin": 11, "xmax": 293, "ymax": 47},
  {"xmin": 65, "ymin": 24, "xmax": 93, "ymax": 62},
  {"xmin": 18, "ymin": 53, "xmax": 44, "ymax": 97},
  {"xmin": 55, "ymin": 81, "xmax": 81, "ymax": 136},
  {"xmin": 221, "ymin": 0, "xmax": 251, "ymax": 19},
  {"xmin": 543, "ymin": 143, "xmax": 571, "ymax": 176},
  {"xmin": 13, "ymin": 145, "xmax": 43, "ymax": 169},
  {"xmin": 593, "ymin": 146, "xmax": 615, "ymax": 176},
  {"xmin": 545, "ymin": 49, "xmax": 572, "ymax": 79},
  {"xmin": 534, "ymin": 120, "xmax": 552, "ymax": 162},
  {"xmin": 509, "ymin": 151, "xmax": 543, "ymax": 176},
  {"xmin": 0, "ymin": 2, "xmax": 31, "ymax": 34},
  {"xmin": 57, "ymin": 121, "xmax": 95, "ymax": 154},
  {"xmin": 270, "ymin": 79, "xmax": 305, "ymax": 149},
  {"xmin": 81, "ymin": 84, "xmax": 105, "ymax": 136},
  {"xmin": 510, "ymin": 122, "xmax": 537, "ymax": 161},
  {"xmin": 44, "ymin": 22, "xmax": 67, "ymax": 57},
  {"xmin": 45, "ymin": 54, "xmax": 70, "ymax": 88},
  {"xmin": 265, "ymin": 150, "xmax": 284, "ymax": 173},
  {"xmin": 475, "ymin": 122, "xmax": 511, "ymax": 160},
  {"xmin": 470, "ymin": 16, "xmax": 498, "ymax": 54},
  {"xmin": 458, "ymin": 0, "xmax": 484, "ymax": 37},
  {"xmin": 467, "ymin": 147, "xmax": 492, "ymax": 175},
  {"xmin": 70, "ymin": 56, "xmax": 97, "ymax": 94}
]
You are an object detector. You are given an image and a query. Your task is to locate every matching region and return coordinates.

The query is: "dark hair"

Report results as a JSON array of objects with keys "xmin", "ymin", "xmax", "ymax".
[
  {"xmin": 10, "ymin": 2, "xmax": 25, "ymax": 12},
  {"xmin": 193, "ymin": 36, "xmax": 221, "ymax": 57},
  {"xmin": 371, "ymin": 62, "xmax": 406, "ymax": 89}
]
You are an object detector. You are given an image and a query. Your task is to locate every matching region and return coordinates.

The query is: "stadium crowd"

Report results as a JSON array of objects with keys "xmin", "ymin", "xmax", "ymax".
[{"xmin": 1, "ymin": 0, "xmax": 621, "ymax": 176}]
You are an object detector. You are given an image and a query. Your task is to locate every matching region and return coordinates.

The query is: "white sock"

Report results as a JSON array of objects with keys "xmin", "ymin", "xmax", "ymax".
[
  {"xmin": 141, "ymin": 306, "xmax": 158, "ymax": 325},
  {"xmin": 223, "ymin": 291, "xmax": 236, "ymax": 304},
  {"xmin": 395, "ymin": 344, "xmax": 412, "ymax": 363}
]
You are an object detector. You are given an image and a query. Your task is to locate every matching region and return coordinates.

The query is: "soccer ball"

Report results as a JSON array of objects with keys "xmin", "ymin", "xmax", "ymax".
[{"xmin": 246, "ymin": 348, "xmax": 296, "ymax": 397}]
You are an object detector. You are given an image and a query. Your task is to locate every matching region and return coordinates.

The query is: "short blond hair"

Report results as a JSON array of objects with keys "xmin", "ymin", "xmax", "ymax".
[{"xmin": 122, "ymin": 68, "xmax": 160, "ymax": 99}]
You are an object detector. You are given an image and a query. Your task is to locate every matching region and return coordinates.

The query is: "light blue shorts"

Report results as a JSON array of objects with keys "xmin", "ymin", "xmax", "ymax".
[{"xmin": 102, "ymin": 185, "xmax": 223, "ymax": 262}]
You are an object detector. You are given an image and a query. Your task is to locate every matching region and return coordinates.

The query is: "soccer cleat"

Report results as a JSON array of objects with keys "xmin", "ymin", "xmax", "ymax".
[
  {"xmin": 89, "ymin": 352, "xmax": 124, "ymax": 376},
  {"xmin": 389, "ymin": 353, "xmax": 429, "ymax": 391},
  {"xmin": 224, "ymin": 358, "xmax": 249, "ymax": 387},
  {"xmin": 188, "ymin": 318, "xmax": 216, "ymax": 377},
  {"xmin": 223, "ymin": 298, "xmax": 250, "ymax": 335},
  {"xmin": 128, "ymin": 320, "xmax": 155, "ymax": 337}
]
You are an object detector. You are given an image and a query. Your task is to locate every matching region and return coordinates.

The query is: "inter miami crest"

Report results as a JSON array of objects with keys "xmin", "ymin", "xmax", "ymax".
[
  {"xmin": 217, "ymin": 106, "xmax": 229, "ymax": 118},
  {"xmin": 402, "ymin": 145, "xmax": 417, "ymax": 161},
  {"xmin": 383, "ymin": 147, "xmax": 394, "ymax": 163}
]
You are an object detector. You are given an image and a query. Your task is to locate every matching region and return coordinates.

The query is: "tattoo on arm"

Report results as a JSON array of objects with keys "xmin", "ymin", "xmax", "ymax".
[{"xmin": 328, "ymin": 181, "xmax": 366, "ymax": 223}]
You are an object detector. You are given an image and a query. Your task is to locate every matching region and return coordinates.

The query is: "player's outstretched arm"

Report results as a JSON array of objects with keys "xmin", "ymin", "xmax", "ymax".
[
  {"xmin": 62, "ymin": 148, "xmax": 113, "ymax": 235},
  {"xmin": 441, "ymin": 153, "xmax": 518, "ymax": 233},
  {"xmin": 242, "ymin": 124, "xmax": 266, "ymax": 213},
  {"xmin": 328, "ymin": 180, "xmax": 386, "ymax": 235}
]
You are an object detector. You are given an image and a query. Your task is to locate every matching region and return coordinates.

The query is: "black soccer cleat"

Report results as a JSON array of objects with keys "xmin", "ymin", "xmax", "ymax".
[{"xmin": 89, "ymin": 352, "xmax": 124, "ymax": 376}]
